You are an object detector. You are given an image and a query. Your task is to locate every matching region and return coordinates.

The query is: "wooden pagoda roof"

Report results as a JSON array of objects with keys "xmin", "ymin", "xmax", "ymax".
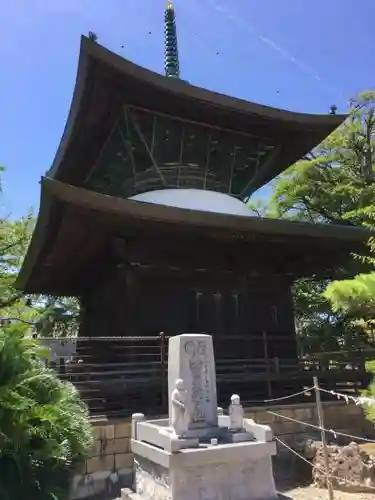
[
  {"xmin": 47, "ymin": 36, "xmax": 346, "ymax": 198},
  {"xmin": 16, "ymin": 36, "xmax": 358, "ymax": 296},
  {"xmin": 15, "ymin": 178, "xmax": 369, "ymax": 296}
]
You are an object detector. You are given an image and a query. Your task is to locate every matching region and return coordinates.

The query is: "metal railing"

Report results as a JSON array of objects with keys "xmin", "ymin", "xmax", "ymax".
[{"xmin": 36, "ymin": 334, "xmax": 372, "ymax": 417}]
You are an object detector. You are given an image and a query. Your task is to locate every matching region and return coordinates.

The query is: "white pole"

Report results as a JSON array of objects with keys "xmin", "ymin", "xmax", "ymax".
[{"xmin": 314, "ymin": 376, "xmax": 334, "ymax": 500}]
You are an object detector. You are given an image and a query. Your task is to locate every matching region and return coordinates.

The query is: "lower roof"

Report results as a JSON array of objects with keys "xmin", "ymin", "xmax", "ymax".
[{"xmin": 15, "ymin": 178, "xmax": 369, "ymax": 295}]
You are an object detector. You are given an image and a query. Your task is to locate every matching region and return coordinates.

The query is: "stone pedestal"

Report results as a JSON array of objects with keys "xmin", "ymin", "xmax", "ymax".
[{"xmin": 124, "ymin": 439, "xmax": 279, "ymax": 500}]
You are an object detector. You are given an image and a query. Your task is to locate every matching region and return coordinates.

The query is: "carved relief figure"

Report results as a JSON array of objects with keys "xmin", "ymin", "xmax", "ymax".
[
  {"xmin": 228, "ymin": 394, "xmax": 244, "ymax": 431},
  {"xmin": 171, "ymin": 378, "xmax": 188, "ymax": 436}
]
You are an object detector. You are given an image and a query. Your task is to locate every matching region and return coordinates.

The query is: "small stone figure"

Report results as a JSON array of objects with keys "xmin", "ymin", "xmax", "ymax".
[
  {"xmin": 171, "ymin": 378, "xmax": 188, "ymax": 437},
  {"xmin": 229, "ymin": 394, "xmax": 244, "ymax": 432}
]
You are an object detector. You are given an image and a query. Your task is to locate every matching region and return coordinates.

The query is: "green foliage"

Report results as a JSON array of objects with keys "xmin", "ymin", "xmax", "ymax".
[
  {"xmin": 0, "ymin": 209, "xmax": 35, "ymax": 314},
  {"xmin": 265, "ymin": 90, "xmax": 375, "ymax": 351},
  {"xmin": 361, "ymin": 359, "xmax": 375, "ymax": 423},
  {"xmin": 0, "ymin": 322, "xmax": 93, "ymax": 500},
  {"xmin": 324, "ymin": 272, "xmax": 375, "ymax": 315},
  {"xmin": 269, "ymin": 92, "xmax": 375, "ymax": 225},
  {"xmin": 324, "ymin": 207, "xmax": 375, "ymax": 322},
  {"xmin": 0, "ymin": 167, "xmax": 91, "ymax": 498},
  {"xmin": 294, "ymin": 279, "xmax": 370, "ymax": 354}
]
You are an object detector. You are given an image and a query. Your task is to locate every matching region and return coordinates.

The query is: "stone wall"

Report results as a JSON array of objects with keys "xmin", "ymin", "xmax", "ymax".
[
  {"xmin": 71, "ymin": 401, "xmax": 370, "ymax": 499},
  {"xmin": 246, "ymin": 400, "xmax": 370, "ymax": 447},
  {"xmin": 71, "ymin": 420, "xmax": 133, "ymax": 499}
]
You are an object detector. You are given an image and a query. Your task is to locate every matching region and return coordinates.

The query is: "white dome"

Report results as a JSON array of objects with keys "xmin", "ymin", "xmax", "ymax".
[{"xmin": 129, "ymin": 189, "xmax": 252, "ymax": 217}]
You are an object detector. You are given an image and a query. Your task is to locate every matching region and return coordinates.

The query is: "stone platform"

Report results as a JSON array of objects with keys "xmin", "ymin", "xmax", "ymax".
[
  {"xmin": 122, "ymin": 490, "xmax": 291, "ymax": 500},
  {"xmin": 129, "ymin": 439, "xmax": 278, "ymax": 500}
]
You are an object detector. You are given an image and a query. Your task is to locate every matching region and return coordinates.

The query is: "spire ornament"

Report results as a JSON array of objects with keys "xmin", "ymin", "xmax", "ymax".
[{"xmin": 164, "ymin": 0, "xmax": 180, "ymax": 78}]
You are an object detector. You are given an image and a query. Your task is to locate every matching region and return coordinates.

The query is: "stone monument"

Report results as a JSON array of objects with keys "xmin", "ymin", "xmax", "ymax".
[
  {"xmin": 168, "ymin": 334, "xmax": 218, "ymax": 438},
  {"xmin": 122, "ymin": 333, "xmax": 290, "ymax": 500}
]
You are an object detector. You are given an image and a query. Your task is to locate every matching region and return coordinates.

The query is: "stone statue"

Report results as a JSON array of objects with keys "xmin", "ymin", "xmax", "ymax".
[
  {"xmin": 171, "ymin": 378, "xmax": 188, "ymax": 437},
  {"xmin": 229, "ymin": 394, "xmax": 244, "ymax": 432}
]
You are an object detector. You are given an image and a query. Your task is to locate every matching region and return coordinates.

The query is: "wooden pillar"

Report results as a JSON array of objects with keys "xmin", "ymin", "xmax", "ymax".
[{"xmin": 124, "ymin": 265, "xmax": 138, "ymax": 337}]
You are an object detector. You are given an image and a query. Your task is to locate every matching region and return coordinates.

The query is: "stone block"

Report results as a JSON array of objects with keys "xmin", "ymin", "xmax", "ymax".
[
  {"xmin": 115, "ymin": 453, "xmax": 134, "ymax": 470},
  {"xmin": 92, "ymin": 425, "xmax": 103, "ymax": 440},
  {"xmin": 269, "ymin": 421, "xmax": 284, "ymax": 436},
  {"xmin": 103, "ymin": 424, "xmax": 115, "ymax": 440},
  {"xmin": 278, "ymin": 421, "xmax": 298, "ymax": 435},
  {"xmin": 115, "ymin": 422, "xmax": 132, "ymax": 439},
  {"xmin": 71, "ymin": 471, "xmax": 113, "ymax": 499},
  {"xmin": 90, "ymin": 439, "xmax": 102, "ymax": 457},
  {"xmin": 118, "ymin": 468, "xmax": 134, "ymax": 489},
  {"xmin": 115, "ymin": 437, "xmax": 130, "ymax": 454},
  {"xmin": 86, "ymin": 454, "xmax": 115, "ymax": 474},
  {"xmin": 254, "ymin": 411, "xmax": 275, "ymax": 425},
  {"xmin": 102, "ymin": 439, "xmax": 116, "ymax": 455},
  {"xmin": 74, "ymin": 460, "xmax": 86, "ymax": 475},
  {"xmin": 294, "ymin": 407, "xmax": 312, "ymax": 422},
  {"xmin": 274, "ymin": 409, "xmax": 294, "ymax": 423},
  {"xmin": 86, "ymin": 457, "xmax": 101, "ymax": 474},
  {"xmin": 245, "ymin": 411, "xmax": 256, "ymax": 421}
]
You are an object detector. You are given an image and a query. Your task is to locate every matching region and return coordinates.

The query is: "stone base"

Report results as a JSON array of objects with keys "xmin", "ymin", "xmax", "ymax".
[
  {"xmin": 122, "ymin": 490, "xmax": 292, "ymax": 500},
  {"xmin": 129, "ymin": 440, "xmax": 281, "ymax": 500},
  {"xmin": 225, "ymin": 431, "xmax": 255, "ymax": 444},
  {"xmin": 71, "ymin": 468, "xmax": 132, "ymax": 499},
  {"xmin": 136, "ymin": 417, "xmax": 260, "ymax": 452}
]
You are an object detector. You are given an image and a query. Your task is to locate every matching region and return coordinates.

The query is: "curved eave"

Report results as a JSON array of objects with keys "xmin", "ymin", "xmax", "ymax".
[
  {"xmin": 48, "ymin": 35, "xmax": 346, "ymax": 186},
  {"xmin": 15, "ymin": 179, "xmax": 62, "ymax": 293},
  {"xmin": 15, "ymin": 178, "xmax": 370, "ymax": 294}
]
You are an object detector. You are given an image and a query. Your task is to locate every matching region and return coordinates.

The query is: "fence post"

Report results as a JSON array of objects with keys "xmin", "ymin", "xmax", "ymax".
[
  {"xmin": 159, "ymin": 332, "xmax": 167, "ymax": 411},
  {"xmin": 314, "ymin": 376, "xmax": 334, "ymax": 500}
]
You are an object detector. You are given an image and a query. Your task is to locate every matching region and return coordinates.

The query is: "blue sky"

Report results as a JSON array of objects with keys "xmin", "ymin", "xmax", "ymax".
[{"xmin": 1, "ymin": 0, "xmax": 374, "ymax": 218}]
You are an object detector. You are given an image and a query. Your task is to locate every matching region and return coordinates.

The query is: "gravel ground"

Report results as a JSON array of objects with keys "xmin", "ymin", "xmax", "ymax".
[
  {"xmin": 283, "ymin": 485, "xmax": 375, "ymax": 499},
  {"xmin": 275, "ymin": 457, "xmax": 375, "ymax": 499}
]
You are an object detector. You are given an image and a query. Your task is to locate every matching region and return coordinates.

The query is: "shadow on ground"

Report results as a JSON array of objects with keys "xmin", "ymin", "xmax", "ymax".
[{"xmin": 274, "ymin": 455, "xmax": 312, "ymax": 493}]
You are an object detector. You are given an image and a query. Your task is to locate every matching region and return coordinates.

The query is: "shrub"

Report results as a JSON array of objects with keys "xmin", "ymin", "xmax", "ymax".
[
  {"xmin": 362, "ymin": 359, "xmax": 375, "ymax": 423},
  {"xmin": 0, "ymin": 324, "xmax": 93, "ymax": 500}
]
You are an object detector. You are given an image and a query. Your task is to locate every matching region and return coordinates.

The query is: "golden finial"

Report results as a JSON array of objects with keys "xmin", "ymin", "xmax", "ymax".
[{"xmin": 167, "ymin": 0, "xmax": 174, "ymax": 9}]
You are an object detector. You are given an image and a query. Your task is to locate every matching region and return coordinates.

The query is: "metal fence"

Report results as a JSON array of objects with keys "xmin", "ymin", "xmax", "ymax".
[{"xmin": 38, "ymin": 334, "xmax": 372, "ymax": 418}]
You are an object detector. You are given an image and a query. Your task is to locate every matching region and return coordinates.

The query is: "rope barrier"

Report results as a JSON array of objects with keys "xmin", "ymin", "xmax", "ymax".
[
  {"xmin": 263, "ymin": 387, "xmax": 314, "ymax": 403},
  {"xmin": 268, "ymin": 410, "xmax": 375, "ymax": 444},
  {"xmin": 244, "ymin": 387, "xmax": 314, "ymax": 405},
  {"xmin": 318, "ymin": 387, "xmax": 375, "ymax": 407}
]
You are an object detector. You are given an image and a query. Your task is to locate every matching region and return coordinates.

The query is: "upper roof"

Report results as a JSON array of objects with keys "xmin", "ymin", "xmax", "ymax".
[{"xmin": 47, "ymin": 36, "xmax": 346, "ymax": 199}]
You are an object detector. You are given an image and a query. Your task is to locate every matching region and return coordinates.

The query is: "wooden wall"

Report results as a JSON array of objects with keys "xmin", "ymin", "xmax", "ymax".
[{"xmin": 80, "ymin": 261, "xmax": 298, "ymax": 364}]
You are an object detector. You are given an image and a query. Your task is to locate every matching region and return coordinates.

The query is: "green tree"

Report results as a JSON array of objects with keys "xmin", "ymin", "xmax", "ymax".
[
  {"xmin": 269, "ymin": 91, "xmax": 375, "ymax": 224},
  {"xmin": 324, "ymin": 206, "xmax": 375, "ymax": 339},
  {"xmin": 266, "ymin": 91, "xmax": 375, "ymax": 352}
]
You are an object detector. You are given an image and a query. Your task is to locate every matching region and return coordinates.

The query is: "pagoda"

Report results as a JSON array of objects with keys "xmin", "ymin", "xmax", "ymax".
[{"xmin": 16, "ymin": 1, "xmax": 368, "ymax": 414}]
